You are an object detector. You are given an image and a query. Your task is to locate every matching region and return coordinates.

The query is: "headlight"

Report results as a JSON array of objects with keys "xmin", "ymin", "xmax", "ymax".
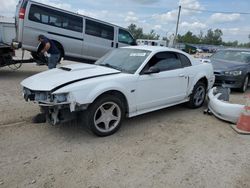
[
  {"xmin": 53, "ymin": 93, "xmax": 68, "ymax": 103},
  {"xmin": 224, "ymin": 71, "xmax": 242, "ymax": 76}
]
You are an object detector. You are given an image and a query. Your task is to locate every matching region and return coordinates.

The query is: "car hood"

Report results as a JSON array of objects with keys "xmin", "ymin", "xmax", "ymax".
[
  {"xmin": 211, "ymin": 58, "xmax": 246, "ymax": 72},
  {"xmin": 21, "ymin": 63, "xmax": 121, "ymax": 91}
]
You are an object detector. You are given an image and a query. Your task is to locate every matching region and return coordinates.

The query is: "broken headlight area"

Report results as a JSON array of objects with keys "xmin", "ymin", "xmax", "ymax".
[
  {"xmin": 23, "ymin": 87, "xmax": 51, "ymax": 102},
  {"xmin": 23, "ymin": 87, "xmax": 35, "ymax": 101},
  {"xmin": 53, "ymin": 93, "xmax": 68, "ymax": 103},
  {"xmin": 23, "ymin": 87, "xmax": 69, "ymax": 104}
]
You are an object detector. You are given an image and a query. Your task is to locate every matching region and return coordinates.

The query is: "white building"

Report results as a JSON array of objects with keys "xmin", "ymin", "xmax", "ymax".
[
  {"xmin": 136, "ymin": 39, "xmax": 167, "ymax": 47},
  {"xmin": 0, "ymin": 16, "xmax": 15, "ymax": 45}
]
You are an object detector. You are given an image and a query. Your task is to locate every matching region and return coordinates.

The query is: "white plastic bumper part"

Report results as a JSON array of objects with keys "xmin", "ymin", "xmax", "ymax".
[{"xmin": 208, "ymin": 87, "xmax": 244, "ymax": 123}]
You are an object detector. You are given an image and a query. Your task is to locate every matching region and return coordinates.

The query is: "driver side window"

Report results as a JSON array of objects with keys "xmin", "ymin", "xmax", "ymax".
[
  {"xmin": 118, "ymin": 29, "xmax": 134, "ymax": 45},
  {"xmin": 144, "ymin": 52, "xmax": 182, "ymax": 73}
]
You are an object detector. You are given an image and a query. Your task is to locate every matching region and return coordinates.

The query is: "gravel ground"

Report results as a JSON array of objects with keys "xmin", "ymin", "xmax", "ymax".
[{"xmin": 0, "ymin": 54, "xmax": 250, "ymax": 188}]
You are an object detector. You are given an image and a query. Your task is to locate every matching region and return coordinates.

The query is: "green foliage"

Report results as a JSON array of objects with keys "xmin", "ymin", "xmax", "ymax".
[
  {"xmin": 177, "ymin": 31, "xmax": 200, "ymax": 44},
  {"xmin": 178, "ymin": 29, "xmax": 223, "ymax": 45},
  {"xmin": 203, "ymin": 29, "xmax": 223, "ymax": 45},
  {"xmin": 127, "ymin": 23, "xmax": 250, "ymax": 48},
  {"xmin": 143, "ymin": 30, "xmax": 160, "ymax": 40},
  {"xmin": 127, "ymin": 24, "xmax": 144, "ymax": 39},
  {"xmin": 222, "ymin": 40, "xmax": 238, "ymax": 47},
  {"xmin": 238, "ymin": 42, "xmax": 250, "ymax": 48},
  {"xmin": 127, "ymin": 24, "xmax": 159, "ymax": 40}
]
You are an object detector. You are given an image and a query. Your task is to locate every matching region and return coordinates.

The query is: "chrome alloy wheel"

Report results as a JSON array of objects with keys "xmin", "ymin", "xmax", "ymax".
[
  {"xmin": 193, "ymin": 85, "xmax": 206, "ymax": 106},
  {"xmin": 94, "ymin": 102, "xmax": 121, "ymax": 133}
]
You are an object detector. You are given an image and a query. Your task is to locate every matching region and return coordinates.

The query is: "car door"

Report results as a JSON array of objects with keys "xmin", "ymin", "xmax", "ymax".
[{"xmin": 136, "ymin": 52, "xmax": 189, "ymax": 111}]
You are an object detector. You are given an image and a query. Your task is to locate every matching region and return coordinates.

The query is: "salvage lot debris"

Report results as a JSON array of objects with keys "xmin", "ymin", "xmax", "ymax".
[
  {"xmin": 206, "ymin": 87, "xmax": 250, "ymax": 134},
  {"xmin": 206, "ymin": 87, "xmax": 244, "ymax": 123}
]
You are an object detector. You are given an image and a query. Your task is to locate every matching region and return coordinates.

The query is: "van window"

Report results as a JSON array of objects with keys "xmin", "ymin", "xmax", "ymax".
[
  {"xmin": 85, "ymin": 19, "xmax": 114, "ymax": 40},
  {"xmin": 118, "ymin": 29, "xmax": 134, "ymax": 45},
  {"xmin": 28, "ymin": 4, "xmax": 83, "ymax": 32}
]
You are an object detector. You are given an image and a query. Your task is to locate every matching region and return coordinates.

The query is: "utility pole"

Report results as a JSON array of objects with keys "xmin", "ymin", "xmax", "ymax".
[{"xmin": 174, "ymin": 5, "xmax": 181, "ymax": 46}]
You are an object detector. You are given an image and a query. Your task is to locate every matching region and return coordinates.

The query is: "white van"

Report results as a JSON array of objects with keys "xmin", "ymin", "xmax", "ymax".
[{"xmin": 13, "ymin": 0, "xmax": 136, "ymax": 62}]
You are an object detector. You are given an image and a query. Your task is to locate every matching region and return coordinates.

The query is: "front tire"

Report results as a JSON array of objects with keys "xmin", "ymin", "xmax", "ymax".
[
  {"xmin": 85, "ymin": 95, "xmax": 124, "ymax": 137},
  {"xmin": 240, "ymin": 75, "xmax": 249, "ymax": 93},
  {"xmin": 187, "ymin": 81, "xmax": 206, "ymax": 108}
]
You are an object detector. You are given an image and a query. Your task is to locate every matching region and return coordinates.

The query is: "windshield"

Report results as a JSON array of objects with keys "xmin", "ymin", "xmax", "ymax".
[
  {"xmin": 211, "ymin": 50, "xmax": 250, "ymax": 64},
  {"xmin": 95, "ymin": 48, "xmax": 151, "ymax": 74}
]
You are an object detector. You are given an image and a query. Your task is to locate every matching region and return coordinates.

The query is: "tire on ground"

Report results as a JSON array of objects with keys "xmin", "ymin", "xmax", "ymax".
[
  {"xmin": 187, "ymin": 81, "xmax": 207, "ymax": 108},
  {"xmin": 83, "ymin": 94, "xmax": 125, "ymax": 137},
  {"xmin": 240, "ymin": 75, "xmax": 249, "ymax": 93}
]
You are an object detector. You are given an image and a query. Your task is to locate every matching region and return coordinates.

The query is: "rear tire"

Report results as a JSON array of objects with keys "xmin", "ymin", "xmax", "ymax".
[
  {"xmin": 84, "ymin": 94, "xmax": 124, "ymax": 137},
  {"xmin": 187, "ymin": 81, "xmax": 206, "ymax": 108}
]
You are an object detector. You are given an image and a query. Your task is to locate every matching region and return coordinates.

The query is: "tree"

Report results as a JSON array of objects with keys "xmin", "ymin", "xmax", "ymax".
[
  {"xmin": 143, "ymin": 30, "xmax": 160, "ymax": 40},
  {"xmin": 213, "ymin": 29, "xmax": 223, "ymax": 45},
  {"xmin": 203, "ymin": 29, "xmax": 223, "ymax": 45},
  {"xmin": 177, "ymin": 31, "xmax": 199, "ymax": 44},
  {"xmin": 127, "ymin": 24, "xmax": 160, "ymax": 40},
  {"xmin": 198, "ymin": 31, "xmax": 203, "ymax": 43},
  {"xmin": 127, "ymin": 24, "xmax": 144, "ymax": 39},
  {"xmin": 223, "ymin": 40, "xmax": 238, "ymax": 47}
]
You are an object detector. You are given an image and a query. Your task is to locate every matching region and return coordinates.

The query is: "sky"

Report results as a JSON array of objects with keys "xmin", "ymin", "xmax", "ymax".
[{"xmin": 1, "ymin": 0, "xmax": 250, "ymax": 43}]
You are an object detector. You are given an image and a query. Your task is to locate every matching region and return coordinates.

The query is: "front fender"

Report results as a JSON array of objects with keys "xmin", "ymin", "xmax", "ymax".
[
  {"xmin": 53, "ymin": 79, "xmax": 136, "ymax": 113},
  {"xmin": 86, "ymin": 82, "xmax": 131, "ymax": 104}
]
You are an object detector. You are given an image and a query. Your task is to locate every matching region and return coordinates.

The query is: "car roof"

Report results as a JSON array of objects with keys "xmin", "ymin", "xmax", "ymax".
[
  {"xmin": 122, "ymin": 45, "xmax": 200, "ymax": 66},
  {"xmin": 123, "ymin": 45, "xmax": 183, "ymax": 53}
]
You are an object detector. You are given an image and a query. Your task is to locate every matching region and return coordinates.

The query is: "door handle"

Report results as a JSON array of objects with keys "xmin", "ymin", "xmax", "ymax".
[{"xmin": 179, "ymin": 74, "xmax": 185, "ymax": 77}]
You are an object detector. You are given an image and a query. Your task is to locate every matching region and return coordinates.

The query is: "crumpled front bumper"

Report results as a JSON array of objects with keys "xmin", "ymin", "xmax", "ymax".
[
  {"xmin": 207, "ymin": 87, "xmax": 244, "ymax": 123},
  {"xmin": 23, "ymin": 88, "xmax": 88, "ymax": 125}
]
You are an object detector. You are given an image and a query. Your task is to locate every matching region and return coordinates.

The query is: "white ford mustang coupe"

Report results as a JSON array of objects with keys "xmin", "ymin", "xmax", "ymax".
[{"xmin": 21, "ymin": 46, "xmax": 215, "ymax": 136}]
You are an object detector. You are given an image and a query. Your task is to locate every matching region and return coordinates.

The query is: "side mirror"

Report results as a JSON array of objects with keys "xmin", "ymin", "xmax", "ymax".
[
  {"xmin": 144, "ymin": 66, "xmax": 160, "ymax": 74},
  {"xmin": 131, "ymin": 39, "xmax": 137, "ymax": 46}
]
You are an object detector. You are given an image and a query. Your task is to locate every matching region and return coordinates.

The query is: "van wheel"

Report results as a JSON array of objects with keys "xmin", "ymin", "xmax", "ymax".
[
  {"xmin": 187, "ymin": 81, "xmax": 206, "ymax": 108},
  {"xmin": 85, "ymin": 95, "xmax": 124, "ymax": 137}
]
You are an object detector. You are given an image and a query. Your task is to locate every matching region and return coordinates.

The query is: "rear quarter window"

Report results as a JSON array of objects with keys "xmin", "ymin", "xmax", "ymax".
[{"xmin": 179, "ymin": 53, "xmax": 192, "ymax": 67}]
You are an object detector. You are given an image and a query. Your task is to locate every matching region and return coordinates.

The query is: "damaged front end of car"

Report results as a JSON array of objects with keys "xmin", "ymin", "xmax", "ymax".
[{"xmin": 23, "ymin": 87, "xmax": 88, "ymax": 125}]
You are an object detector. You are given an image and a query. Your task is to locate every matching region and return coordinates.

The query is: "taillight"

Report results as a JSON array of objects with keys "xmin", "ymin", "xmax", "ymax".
[{"xmin": 19, "ymin": 8, "xmax": 25, "ymax": 19}]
